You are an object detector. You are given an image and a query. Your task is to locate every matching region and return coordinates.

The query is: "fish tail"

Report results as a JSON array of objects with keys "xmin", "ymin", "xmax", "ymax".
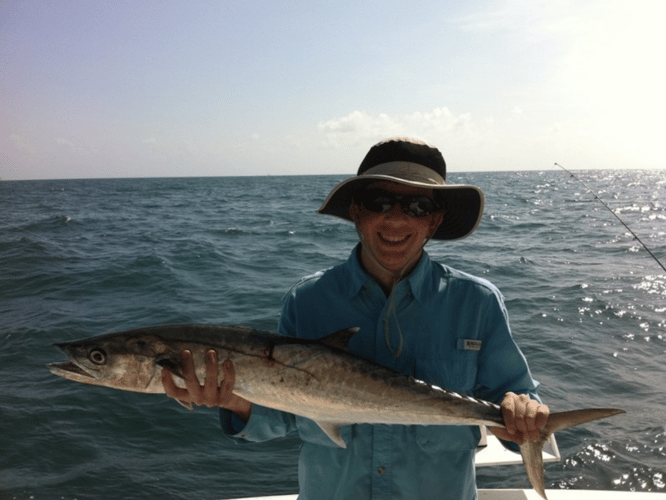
[{"xmin": 519, "ymin": 408, "xmax": 625, "ymax": 500}]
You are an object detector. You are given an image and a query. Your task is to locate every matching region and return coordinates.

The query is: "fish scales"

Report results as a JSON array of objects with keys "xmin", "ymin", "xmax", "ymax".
[{"xmin": 263, "ymin": 341, "xmax": 504, "ymax": 427}]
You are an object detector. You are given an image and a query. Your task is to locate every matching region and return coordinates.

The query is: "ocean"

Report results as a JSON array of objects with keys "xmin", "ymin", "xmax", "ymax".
[{"xmin": 1, "ymin": 171, "xmax": 665, "ymax": 500}]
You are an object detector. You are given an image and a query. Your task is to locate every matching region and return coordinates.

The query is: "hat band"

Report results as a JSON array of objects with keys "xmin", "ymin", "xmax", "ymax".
[{"xmin": 361, "ymin": 161, "xmax": 446, "ymax": 185}]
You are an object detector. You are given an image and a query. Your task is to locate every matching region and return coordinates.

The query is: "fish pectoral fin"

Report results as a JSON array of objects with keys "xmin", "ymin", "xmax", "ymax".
[
  {"xmin": 315, "ymin": 421, "xmax": 349, "ymax": 448},
  {"xmin": 157, "ymin": 358, "xmax": 192, "ymax": 410},
  {"xmin": 175, "ymin": 399, "xmax": 194, "ymax": 411},
  {"xmin": 156, "ymin": 357, "xmax": 184, "ymax": 379}
]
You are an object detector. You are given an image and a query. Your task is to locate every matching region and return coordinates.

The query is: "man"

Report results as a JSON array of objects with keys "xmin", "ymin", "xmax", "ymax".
[{"xmin": 163, "ymin": 138, "xmax": 549, "ymax": 500}]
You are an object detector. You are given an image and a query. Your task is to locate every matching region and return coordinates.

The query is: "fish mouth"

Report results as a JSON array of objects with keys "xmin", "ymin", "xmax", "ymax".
[{"xmin": 48, "ymin": 361, "xmax": 96, "ymax": 379}]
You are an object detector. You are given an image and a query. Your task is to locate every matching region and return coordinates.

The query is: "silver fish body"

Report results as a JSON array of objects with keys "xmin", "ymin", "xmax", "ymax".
[{"xmin": 48, "ymin": 324, "xmax": 624, "ymax": 500}]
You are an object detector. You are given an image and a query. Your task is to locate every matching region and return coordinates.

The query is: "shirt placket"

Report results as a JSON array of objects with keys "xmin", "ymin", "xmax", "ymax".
[
  {"xmin": 370, "ymin": 425, "xmax": 393, "ymax": 499},
  {"xmin": 373, "ymin": 282, "xmax": 413, "ymax": 370},
  {"xmin": 369, "ymin": 282, "xmax": 414, "ymax": 499}
]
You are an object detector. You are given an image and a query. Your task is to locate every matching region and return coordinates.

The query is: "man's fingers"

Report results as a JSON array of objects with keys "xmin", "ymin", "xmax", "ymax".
[
  {"xmin": 529, "ymin": 400, "xmax": 549, "ymax": 440},
  {"xmin": 535, "ymin": 403, "xmax": 550, "ymax": 429},
  {"xmin": 181, "ymin": 350, "xmax": 204, "ymax": 405},
  {"xmin": 517, "ymin": 398, "xmax": 549, "ymax": 440},
  {"xmin": 489, "ymin": 426, "xmax": 523, "ymax": 445},
  {"xmin": 513, "ymin": 395, "xmax": 533, "ymax": 436},
  {"xmin": 501, "ymin": 392, "xmax": 518, "ymax": 436},
  {"xmin": 161, "ymin": 368, "xmax": 190, "ymax": 400},
  {"xmin": 161, "ymin": 349, "xmax": 240, "ymax": 410},
  {"xmin": 203, "ymin": 350, "xmax": 220, "ymax": 407},
  {"xmin": 500, "ymin": 392, "xmax": 552, "ymax": 443},
  {"xmin": 219, "ymin": 359, "xmax": 236, "ymax": 406}
]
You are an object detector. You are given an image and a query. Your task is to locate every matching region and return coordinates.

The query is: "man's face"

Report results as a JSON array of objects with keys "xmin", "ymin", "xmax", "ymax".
[{"xmin": 349, "ymin": 181, "xmax": 444, "ymax": 283}]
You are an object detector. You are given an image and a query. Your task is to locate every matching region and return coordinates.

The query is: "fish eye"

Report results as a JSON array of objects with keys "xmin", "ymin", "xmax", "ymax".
[{"xmin": 88, "ymin": 348, "xmax": 107, "ymax": 365}]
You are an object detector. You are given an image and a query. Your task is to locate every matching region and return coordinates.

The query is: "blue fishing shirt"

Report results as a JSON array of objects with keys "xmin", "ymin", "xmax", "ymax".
[{"xmin": 221, "ymin": 245, "xmax": 540, "ymax": 500}]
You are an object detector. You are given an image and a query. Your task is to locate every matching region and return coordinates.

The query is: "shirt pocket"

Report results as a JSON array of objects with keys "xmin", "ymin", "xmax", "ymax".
[{"xmin": 413, "ymin": 346, "xmax": 479, "ymax": 395}]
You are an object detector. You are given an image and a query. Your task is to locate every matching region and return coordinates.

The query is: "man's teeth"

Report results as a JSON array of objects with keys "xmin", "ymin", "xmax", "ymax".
[{"xmin": 380, "ymin": 234, "xmax": 409, "ymax": 243}]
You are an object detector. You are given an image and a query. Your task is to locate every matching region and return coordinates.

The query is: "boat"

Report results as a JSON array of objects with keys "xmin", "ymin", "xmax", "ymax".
[
  {"xmin": 226, "ymin": 428, "xmax": 666, "ymax": 499},
  {"xmin": 229, "ymin": 493, "xmax": 666, "ymax": 500}
]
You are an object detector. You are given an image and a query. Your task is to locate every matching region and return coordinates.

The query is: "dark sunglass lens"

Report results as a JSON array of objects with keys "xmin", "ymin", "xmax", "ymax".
[
  {"xmin": 355, "ymin": 190, "xmax": 440, "ymax": 216},
  {"xmin": 366, "ymin": 196, "xmax": 394, "ymax": 213},
  {"xmin": 356, "ymin": 190, "xmax": 395, "ymax": 213},
  {"xmin": 406, "ymin": 197, "xmax": 439, "ymax": 217}
]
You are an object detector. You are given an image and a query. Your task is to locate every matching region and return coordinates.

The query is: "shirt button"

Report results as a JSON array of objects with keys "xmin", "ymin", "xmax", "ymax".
[{"xmin": 377, "ymin": 466, "xmax": 386, "ymax": 475}]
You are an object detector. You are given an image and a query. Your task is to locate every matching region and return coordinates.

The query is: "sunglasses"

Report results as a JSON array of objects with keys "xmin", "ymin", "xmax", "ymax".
[{"xmin": 353, "ymin": 189, "xmax": 442, "ymax": 217}]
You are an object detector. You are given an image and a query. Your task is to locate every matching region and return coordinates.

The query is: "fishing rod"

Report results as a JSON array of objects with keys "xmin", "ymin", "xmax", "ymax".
[{"xmin": 555, "ymin": 163, "xmax": 666, "ymax": 274}]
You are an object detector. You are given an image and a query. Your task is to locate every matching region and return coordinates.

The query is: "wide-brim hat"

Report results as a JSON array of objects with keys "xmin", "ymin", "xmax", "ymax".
[{"xmin": 317, "ymin": 138, "xmax": 485, "ymax": 240}]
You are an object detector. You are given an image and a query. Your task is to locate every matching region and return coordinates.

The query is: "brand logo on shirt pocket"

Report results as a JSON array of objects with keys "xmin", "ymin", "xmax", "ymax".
[{"xmin": 458, "ymin": 339, "xmax": 482, "ymax": 351}]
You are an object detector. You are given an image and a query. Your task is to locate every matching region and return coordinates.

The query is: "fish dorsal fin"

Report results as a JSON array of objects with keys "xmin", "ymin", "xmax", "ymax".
[
  {"xmin": 314, "ymin": 421, "xmax": 348, "ymax": 448},
  {"xmin": 318, "ymin": 327, "xmax": 359, "ymax": 352}
]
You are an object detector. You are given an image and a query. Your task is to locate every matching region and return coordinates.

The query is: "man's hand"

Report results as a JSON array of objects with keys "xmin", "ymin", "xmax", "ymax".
[
  {"xmin": 161, "ymin": 349, "xmax": 252, "ymax": 422},
  {"xmin": 489, "ymin": 392, "xmax": 550, "ymax": 445}
]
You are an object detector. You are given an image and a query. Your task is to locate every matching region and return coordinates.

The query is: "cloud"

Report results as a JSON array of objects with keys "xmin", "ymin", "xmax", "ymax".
[
  {"xmin": 55, "ymin": 137, "xmax": 93, "ymax": 157},
  {"xmin": 318, "ymin": 110, "xmax": 397, "ymax": 137},
  {"xmin": 451, "ymin": 0, "xmax": 584, "ymax": 37},
  {"xmin": 9, "ymin": 134, "xmax": 31, "ymax": 151},
  {"xmin": 317, "ymin": 108, "xmax": 479, "ymax": 149}
]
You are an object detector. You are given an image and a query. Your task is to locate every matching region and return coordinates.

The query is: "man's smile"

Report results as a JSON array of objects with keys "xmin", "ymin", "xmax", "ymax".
[{"xmin": 377, "ymin": 232, "xmax": 411, "ymax": 245}]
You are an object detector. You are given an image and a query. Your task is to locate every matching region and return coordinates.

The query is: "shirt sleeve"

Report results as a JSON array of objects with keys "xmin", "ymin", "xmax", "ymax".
[
  {"xmin": 473, "ymin": 284, "xmax": 540, "ymax": 404},
  {"xmin": 219, "ymin": 404, "xmax": 298, "ymax": 444},
  {"xmin": 471, "ymin": 286, "xmax": 541, "ymax": 452}
]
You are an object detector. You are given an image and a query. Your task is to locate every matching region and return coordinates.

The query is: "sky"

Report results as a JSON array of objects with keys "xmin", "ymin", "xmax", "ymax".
[{"xmin": 1, "ymin": 0, "xmax": 665, "ymax": 180}]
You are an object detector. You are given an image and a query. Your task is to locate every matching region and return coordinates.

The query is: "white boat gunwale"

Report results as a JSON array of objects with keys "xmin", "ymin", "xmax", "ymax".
[{"xmin": 224, "ymin": 428, "xmax": 666, "ymax": 499}]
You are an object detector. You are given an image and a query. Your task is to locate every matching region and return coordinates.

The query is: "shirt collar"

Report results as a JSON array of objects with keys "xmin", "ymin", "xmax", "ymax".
[
  {"xmin": 343, "ymin": 244, "xmax": 433, "ymax": 304},
  {"xmin": 404, "ymin": 249, "xmax": 433, "ymax": 305},
  {"xmin": 342, "ymin": 244, "xmax": 372, "ymax": 299}
]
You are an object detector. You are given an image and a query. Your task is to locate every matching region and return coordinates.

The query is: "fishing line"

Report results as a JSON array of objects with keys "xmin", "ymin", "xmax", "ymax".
[{"xmin": 555, "ymin": 163, "xmax": 666, "ymax": 274}]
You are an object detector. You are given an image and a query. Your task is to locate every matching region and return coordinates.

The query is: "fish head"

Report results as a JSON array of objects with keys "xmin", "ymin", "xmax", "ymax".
[{"xmin": 48, "ymin": 332, "xmax": 172, "ymax": 393}]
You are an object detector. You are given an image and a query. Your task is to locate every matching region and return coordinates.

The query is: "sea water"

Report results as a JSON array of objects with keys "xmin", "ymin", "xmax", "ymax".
[{"xmin": 1, "ymin": 171, "xmax": 665, "ymax": 499}]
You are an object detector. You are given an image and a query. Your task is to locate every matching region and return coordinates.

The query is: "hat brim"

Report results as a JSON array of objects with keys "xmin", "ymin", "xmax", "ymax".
[{"xmin": 317, "ymin": 171, "xmax": 484, "ymax": 241}]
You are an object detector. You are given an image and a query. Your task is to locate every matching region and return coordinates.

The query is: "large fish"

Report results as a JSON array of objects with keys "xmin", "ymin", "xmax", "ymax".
[{"xmin": 48, "ymin": 324, "xmax": 624, "ymax": 499}]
